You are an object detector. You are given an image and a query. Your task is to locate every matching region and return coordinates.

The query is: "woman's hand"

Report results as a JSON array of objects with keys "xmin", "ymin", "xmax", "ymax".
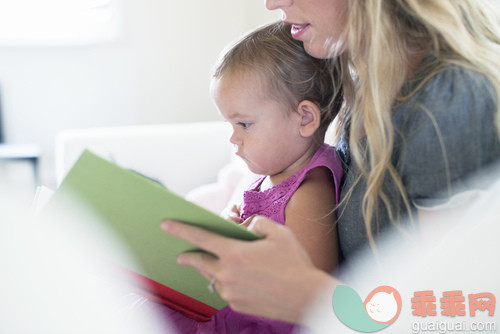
[{"xmin": 161, "ymin": 216, "xmax": 335, "ymax": 324}]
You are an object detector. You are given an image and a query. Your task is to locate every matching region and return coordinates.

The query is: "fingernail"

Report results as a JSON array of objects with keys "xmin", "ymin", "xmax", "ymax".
[
  {"xmin": 177, "ymin": 255, "xmax": 186, "ymax": 266},
  {"xmin": 160, "ymin": 221, "xmax": 170, "ymax": 232}
]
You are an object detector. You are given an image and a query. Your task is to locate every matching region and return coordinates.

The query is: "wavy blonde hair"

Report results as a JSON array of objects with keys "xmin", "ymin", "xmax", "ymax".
[{"xmin": 333, "ymin": 0, "xmax": 500, "ymax": 250}]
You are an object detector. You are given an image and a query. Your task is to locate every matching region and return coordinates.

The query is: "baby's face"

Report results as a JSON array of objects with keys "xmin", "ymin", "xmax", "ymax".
[
  {"xmin": 211, "ymin": 72, "xmax": 306, "ymax": 177},
  {"xmin": 364, "ymin": 291, "xmax": 398, "ymax": 323}
]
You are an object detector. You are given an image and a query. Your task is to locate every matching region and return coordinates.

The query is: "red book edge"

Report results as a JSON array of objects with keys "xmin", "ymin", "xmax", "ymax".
[{"xmin": 120, "ymin": 267, "xmax": 219, "ymax": 322}]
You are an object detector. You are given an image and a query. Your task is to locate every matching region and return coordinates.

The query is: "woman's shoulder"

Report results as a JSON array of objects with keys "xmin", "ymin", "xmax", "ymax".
[
  {"xmin": 391, "ymin": 57, "xmax": 500, "ymax": 208},
  {"xmin": 404, "ymin": 56, "xmax": 494, "ymax": 110},
  {"xmin": 426, "ymin": 62, "xmax": 492, "ymax": 99},
  {"xmin": 395, "ymin": 57, "xmax": 497, "ymax": 130}
]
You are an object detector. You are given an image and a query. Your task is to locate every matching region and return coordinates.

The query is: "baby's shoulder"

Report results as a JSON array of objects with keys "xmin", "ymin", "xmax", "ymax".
[{"xmin": 295, "ymin": 167, "xmax": 336, "ymax": 201}]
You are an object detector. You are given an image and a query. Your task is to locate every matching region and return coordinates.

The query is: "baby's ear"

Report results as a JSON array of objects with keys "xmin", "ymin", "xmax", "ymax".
[{"xmin": 297, "ymin": 100, "xmax": 321, "ymax": 138}]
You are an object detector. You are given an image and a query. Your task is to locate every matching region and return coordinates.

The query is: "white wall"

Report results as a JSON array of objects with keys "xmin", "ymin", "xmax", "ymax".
[{"xmin": 0, "ymin": 0, "xmax": 279, "ymax": 188}]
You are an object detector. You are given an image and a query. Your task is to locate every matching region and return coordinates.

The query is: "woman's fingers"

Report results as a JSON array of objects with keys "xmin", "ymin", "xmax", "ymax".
[
  {"xmin": 177, "ymin": 251, "xmax": 219, "ymax": 281},
  {"xmin": 161, "ymin": 219, "xmax": 239, "ymax": 256},
  {"xmin": 246, "ymin": 215, "xmax": 286, "ymax": 236},
  {"xmin": 160, "ymin": 216, "xmax": 329, "ymax": 323}
]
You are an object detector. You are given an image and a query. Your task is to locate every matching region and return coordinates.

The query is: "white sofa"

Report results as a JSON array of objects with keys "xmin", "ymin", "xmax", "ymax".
[{"xmin": 54, "ymin": 121, "xmax": 253, "ymax": 214}]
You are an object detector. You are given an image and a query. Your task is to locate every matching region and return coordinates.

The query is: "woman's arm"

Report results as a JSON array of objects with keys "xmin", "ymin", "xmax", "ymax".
[{"xmin": 161, "ymin": 217, "xmax": 339, "ymax": 324}]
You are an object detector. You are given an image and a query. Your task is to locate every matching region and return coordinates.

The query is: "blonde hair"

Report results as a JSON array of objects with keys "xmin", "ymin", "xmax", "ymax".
[
  {"xmin": 213, "ymin": 22, "xmax": 343, "ymax": 136},
  {"xmin": 334, "ymin": 0, "xmax": 500, "ymax": 250}
]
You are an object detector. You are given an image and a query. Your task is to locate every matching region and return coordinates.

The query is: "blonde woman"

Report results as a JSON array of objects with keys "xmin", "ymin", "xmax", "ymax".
[{"xmin": 162, "ymin": 0, "xmax": 500, "ymax": 325}]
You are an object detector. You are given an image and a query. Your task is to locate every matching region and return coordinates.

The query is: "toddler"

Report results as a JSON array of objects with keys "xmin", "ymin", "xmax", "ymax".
[{"xmin": 168, "ymin": 21, "xmax": 343, "ymax": 333}]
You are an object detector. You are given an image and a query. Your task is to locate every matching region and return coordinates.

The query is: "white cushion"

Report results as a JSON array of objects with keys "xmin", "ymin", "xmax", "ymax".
[{"xmin": 55, "ymin": 121, "xmax": 233, "ymax": 197}]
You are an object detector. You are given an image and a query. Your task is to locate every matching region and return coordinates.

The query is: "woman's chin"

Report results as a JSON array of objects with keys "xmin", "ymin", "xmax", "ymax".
[{"xmin": 304, "ymin": 41, "xmax": 345, "ymax": 59}]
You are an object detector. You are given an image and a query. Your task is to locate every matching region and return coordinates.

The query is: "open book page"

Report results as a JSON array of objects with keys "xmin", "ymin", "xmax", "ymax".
[{"xmin": 36, "ymin": 149, "xmax": 260, "ymax": 321}]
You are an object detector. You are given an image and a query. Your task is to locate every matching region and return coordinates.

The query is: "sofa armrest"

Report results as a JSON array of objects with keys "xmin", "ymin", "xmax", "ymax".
[{"xmin": 55, "ymin": 121, "xmax": 233, "ymax": 197}]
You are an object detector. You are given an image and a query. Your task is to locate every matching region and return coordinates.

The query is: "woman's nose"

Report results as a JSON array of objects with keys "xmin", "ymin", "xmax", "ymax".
[{"xmin": 265, "ymin": 0, "xmax": 291, "ymax": 11}]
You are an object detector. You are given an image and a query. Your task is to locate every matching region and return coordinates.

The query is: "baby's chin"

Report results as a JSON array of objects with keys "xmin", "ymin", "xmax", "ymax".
[{"xmin": 245, "ymin": 162, "xmax": 273, "ymax": 177}]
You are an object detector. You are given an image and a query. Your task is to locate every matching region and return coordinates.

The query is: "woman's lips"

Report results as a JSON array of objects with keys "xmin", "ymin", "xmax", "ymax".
[{"xmin": 290, "ymin": 23, "xmax": 310, "ymax": 39}]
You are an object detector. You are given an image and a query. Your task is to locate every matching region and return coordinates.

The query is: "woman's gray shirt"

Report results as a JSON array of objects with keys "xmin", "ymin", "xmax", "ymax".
[{"xmin": 336, "ymin": 58, "xmax": 500, "ymax": 261}]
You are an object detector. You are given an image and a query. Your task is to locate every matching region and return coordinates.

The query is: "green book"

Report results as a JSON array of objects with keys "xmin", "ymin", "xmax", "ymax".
[{"xmin": 39, "ymin": 149, "xmax": 260, "ymax": 321}]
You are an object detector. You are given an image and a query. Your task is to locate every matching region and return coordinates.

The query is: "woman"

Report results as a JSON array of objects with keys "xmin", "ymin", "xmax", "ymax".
[{"xmin": 162, "ymin": 0, "xmax": 500, "ymax": 325}]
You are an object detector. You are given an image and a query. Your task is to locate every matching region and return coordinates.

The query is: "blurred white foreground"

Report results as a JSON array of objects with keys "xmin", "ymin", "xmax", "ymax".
[
  {"xmin": 0, "ymin": 188, "xmax": 176, "ymax": 334},
  {"xmin": 2, "ymin": 167, "xmax": 499, "ymax": 333},
  {"xmin": 304, "ymin": 170, "xmax": 500, "ymax": 333}
]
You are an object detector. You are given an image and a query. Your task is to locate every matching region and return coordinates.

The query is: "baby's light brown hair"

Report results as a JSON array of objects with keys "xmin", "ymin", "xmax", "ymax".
[{"xmin": 212, "ymin": 21, "xmax": 343, "ymax": 137}]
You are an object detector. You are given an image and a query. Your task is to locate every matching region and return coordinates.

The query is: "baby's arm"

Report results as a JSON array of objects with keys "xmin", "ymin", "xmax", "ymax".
[{"xmin": 284, "ymin": 167, "xmax": 339, "ymax": 273}]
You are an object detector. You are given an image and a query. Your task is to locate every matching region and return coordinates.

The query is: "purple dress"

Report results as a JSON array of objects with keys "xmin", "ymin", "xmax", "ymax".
[
  {"xmin": 149, "ymin": 144, "xmax": 343, "ymax": 333},
  {"xmin": 240, "ymin": 144, "xmax": 342, "ymax": 226}
]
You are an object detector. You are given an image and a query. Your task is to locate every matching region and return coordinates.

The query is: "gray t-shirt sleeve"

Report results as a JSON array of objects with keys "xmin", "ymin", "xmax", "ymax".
[{"xmin": 394, "ymin": 66, "xmax": 500, "ymax": 209}]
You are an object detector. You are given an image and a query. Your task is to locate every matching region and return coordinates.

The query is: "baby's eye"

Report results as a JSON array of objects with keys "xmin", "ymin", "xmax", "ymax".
[{"xmin": 238, "ymin": 122, "xmax": 251, "ymax": 129}]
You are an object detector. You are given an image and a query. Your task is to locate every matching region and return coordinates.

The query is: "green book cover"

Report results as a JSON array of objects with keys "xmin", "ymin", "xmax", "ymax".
[{"xmin": 39, "ymin": 149, "xmax": 260, "ymax": 318}]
